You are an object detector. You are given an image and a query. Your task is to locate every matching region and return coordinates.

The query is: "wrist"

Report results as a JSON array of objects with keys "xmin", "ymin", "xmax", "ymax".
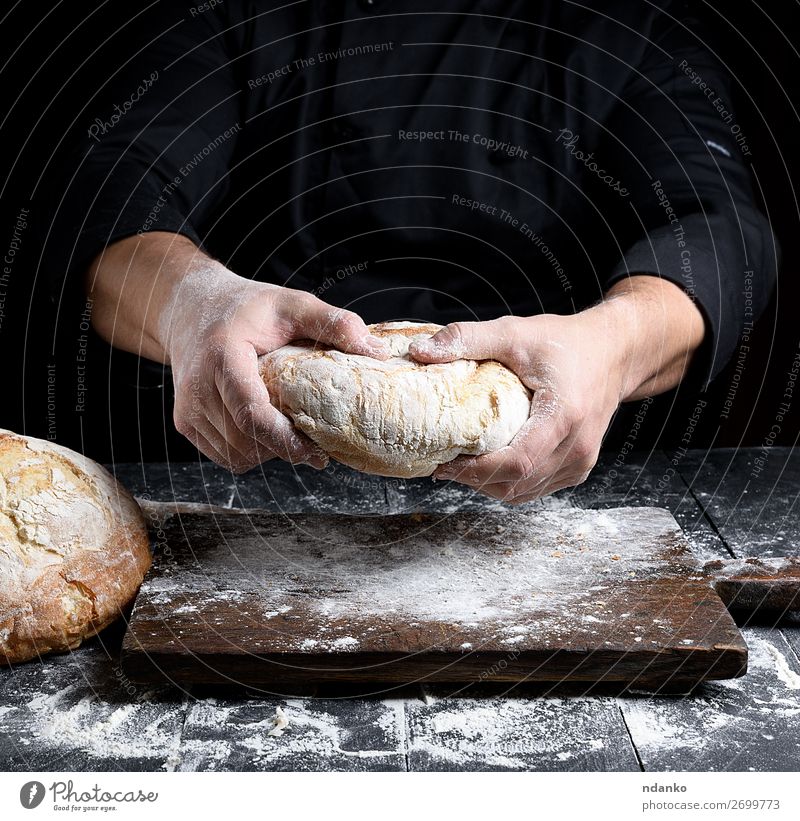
[
  {"xmin": 593, "ymin": 275, "xmax": 705, "ymax": 400},
  {"xmin": 156, "ymin": 251, "xmax": 240, "ymax": 366},
  {"xmin": 572, "ymin": 297, "xmax": 638, "ymax": 402}
]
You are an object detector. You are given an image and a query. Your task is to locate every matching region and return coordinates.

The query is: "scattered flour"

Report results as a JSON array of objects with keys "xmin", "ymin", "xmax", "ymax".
[
  {"xmin": 763, "ymin": 643, "xmax": 800, "ymax": 690},
  {"xmin": 170, "ymin": 697, "xmax": 408, "ymax": 771},
  {"xmin": 267, "ymin": 706, "xmax": 289, "ymax": 737},
  {"xmin": 19, "ymin": 681, "xmax": 184, "ymax": 766},
  {"xmin": 410, "ymin": 698, "xmax": 610, "ymax": 770},
  {"xmin": 619, "ymin": 632, "xmax": 800, "ymax": 771}
]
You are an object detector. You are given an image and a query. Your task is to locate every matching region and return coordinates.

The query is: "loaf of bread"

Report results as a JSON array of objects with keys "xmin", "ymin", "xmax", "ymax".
[
  {"xmin": 0, "ymin": 430, "xmax": 151, "ymax": 664},
  {"xmin": 259, "ymin": 321, "xmax": 532, "ymax": 478}
]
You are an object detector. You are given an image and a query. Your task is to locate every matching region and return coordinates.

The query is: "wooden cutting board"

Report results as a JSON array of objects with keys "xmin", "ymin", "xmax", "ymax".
[{"xmin": 120, "ymin": 506, "xmax": 750, "ymax": 690}]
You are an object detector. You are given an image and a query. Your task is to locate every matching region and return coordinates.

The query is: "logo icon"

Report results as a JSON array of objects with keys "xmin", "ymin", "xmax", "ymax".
[{"xmin": 20, "ymin": 781, "xmax": 45, "ymax": 809}]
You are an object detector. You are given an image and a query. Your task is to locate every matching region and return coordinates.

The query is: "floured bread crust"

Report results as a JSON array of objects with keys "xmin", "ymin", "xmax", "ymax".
[
  {"xmin": 0, "ymin": 430, "xmax": 151, "ymax": 664},
  {"xmin": 259, "ymin": 321, "xmax": 532, "ymax": 478}
]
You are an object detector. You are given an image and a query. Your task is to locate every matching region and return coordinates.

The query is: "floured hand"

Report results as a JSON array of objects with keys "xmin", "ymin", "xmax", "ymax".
[
  {"xmin": 409, "ymin": 276, "xmax": 704, "ymax": 502},
  {"xmin": 86, "ymin": 232, "xmax": 389, "ymax": 474},
  {"xmin": 162, "ymin": 263, "xmax": 390, "ymax": 472}
]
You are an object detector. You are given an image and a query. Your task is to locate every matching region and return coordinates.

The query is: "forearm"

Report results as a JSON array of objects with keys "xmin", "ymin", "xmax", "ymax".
[
  {"xmin": 84, "ymin": 231, "xmax": 225, "ymax": 364},
  {"xmin": 587, "ymin": 275, "xmax": 706, "ymax": 401}
]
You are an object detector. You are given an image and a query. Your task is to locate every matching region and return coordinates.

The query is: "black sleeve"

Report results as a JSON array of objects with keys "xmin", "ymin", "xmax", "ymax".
[
  {"xmin": 600, "ymin": 7, "xmax": 778, "ymax": 387},
  {"xmin": 42, "ymin": 2, "xmax": 242, "ymax": 304}
]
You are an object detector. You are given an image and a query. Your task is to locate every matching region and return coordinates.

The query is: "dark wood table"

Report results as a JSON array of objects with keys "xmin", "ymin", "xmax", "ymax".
[{"xmin": 2, "ymin": 449, "xmax": 799, "ymax": 772}]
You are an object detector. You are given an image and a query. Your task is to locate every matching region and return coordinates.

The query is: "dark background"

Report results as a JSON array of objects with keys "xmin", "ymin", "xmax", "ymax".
[{"xmin": 1, "ymin": 1, "xmax": 798, "ymax": 464}]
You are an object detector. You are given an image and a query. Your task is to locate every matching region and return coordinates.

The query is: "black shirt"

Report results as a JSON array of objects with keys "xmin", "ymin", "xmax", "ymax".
[{"xmin": 47, "ymin": 0, "xmax": 777, "ymax": 385}]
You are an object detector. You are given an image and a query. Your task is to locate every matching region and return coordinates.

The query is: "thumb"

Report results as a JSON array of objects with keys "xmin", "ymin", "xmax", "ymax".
[
  {"xmin": 409, "ymin": 319, "xmax": 511, "ymax": 363},
  {"xmin": 289, "ymin": 294, "xmax": 390, "ymax": 359}
]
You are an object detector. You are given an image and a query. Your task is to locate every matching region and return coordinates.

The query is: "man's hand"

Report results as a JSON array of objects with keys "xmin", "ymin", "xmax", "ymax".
[
  {"xmin": 409, "ymin": 276, "xmax": 705, "ymax": 502},
  {"xmin": 87, "ymin": 232, "xmax": 388, "ymax": 472},
  {"xmin": 164, "ymin": 267, "xmax": 390, "ymax": 473}
]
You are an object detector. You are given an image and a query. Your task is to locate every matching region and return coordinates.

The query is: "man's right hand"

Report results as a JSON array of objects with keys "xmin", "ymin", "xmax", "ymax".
[{"xmin": 87, "ymin": 232, "xmax": 388, "ymax": 472}]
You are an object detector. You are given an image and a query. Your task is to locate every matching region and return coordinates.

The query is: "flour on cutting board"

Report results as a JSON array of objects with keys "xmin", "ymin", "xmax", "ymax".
[{"xmin": 142, "ymin": 506, "xmax": 692, "ymax": 652}]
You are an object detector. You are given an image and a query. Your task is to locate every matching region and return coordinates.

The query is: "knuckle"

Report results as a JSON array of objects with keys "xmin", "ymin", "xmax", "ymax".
[
  {"xmin": 232, "ymin": 402, "xmax": 257, "ymax": 432},
  {"xmin": 509, "ymin": 451, "xmax": 537, "ymax": 480},
  {"xmin": 571, "ymin": 435, "xmax": 599, "ymax": 465},
  {"xmin": 331, "ymin": 306, "xmax": 355, "ymax": 325},
  {"xmin": 173, "ymin": 414, "xmax": 193, "ymax": 438},
  {"xmin": 331, "ymin": 310, "xmax": 361, "ymax": 336},
  {"xmin": 296, "ymin": 291, "xmax": 320, "ymax": 314},
  {"xmin": 264, "ymin": 427, "xmax": 306, "ymax": 462},
  {"xmin": 551, "ymin": 413, "xmax": 572, "ymax": 443},
  {"xmin": 446, "ymin": 321, "xmax": 469, "ymax": 345}
]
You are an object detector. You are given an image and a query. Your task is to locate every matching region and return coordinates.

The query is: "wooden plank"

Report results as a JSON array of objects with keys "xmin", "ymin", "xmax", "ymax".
[
  {"xmin": 406, "ymin": 691, "xmax": 639, "ymax": 771},
  {"xmin": 122, "ymin": 507, "xmax": 746, "ymax": 688},
  {"xmin": 174, "ymin": 696, "xmax": 406, "ymax": 771},
  {"xmin": 705, "ymin": 557, "xmax": 800, "ymax": 615},
  {"xmin": 0, "ymin": 643, "xmax": 187, "ymax": 771},
  {"xmin": 1, "ymin": 455, "xmax": 795, "ymax": 772},
  {"xmin": 679, "ymin": 448, "xmax": 800, "ymax": 558},
  {"xmin": 620, "ymin": 628, "xmax": 800, "ymax": 771}
]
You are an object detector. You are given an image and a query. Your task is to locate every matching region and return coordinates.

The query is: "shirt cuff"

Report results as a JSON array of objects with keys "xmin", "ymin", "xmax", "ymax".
[
  {"xmin": 46, "ymin": 191, "xmax": 203, "ymax": 307},
  {"xmin": 605, "ymin": 228, "xmax": 737, "ymax": 390}
]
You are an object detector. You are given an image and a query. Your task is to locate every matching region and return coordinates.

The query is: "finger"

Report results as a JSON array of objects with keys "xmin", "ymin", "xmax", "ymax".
[
  {"xmin": 280, "ymin": 292, "xmax": 389, "ymax": 359},
  {"xmin": 174, "ymin": 401, "xmax": 255, "ymax": 470},
  {"xmin": 191, "ymin": 417, "xmax": 275, "ymax": 474},
  {"xmin": 200, "ymin": 387, "xmax": 279, "ymax": 468},
  {"xmin": 203, "ymin": 413, "xmax": 280, "ymax": 473},
  {"xmin": 467, "ymin": 480, "xmax": 520, "ymax": 502},
  {"xmin": 408, "ymin": 318, "xmax": 512, "ymax": 364},
  {"xmin": 468, "ymin": 429, "xmax": 596, "ymax": 501},
  {"xmin": 434, "ymin": 388, "xmax": 564, "ymax": 484},
  {"xmin": 174, "ymin": 368, "xmax": 278, "ymax": 471},
  {"xmin": 507, "ymin": 476, "xmax": 581, "ymax": 505},
  {"xmin": 505, "ymin": 459, "xmax": 595, "ymax": 504},
  {"xmin": 183, "ymin": 426, "xmax": 244, "ymax": 472},
  {"xmin": 215, "ymin": 341, "xmax": 329, "ymax": 468}
]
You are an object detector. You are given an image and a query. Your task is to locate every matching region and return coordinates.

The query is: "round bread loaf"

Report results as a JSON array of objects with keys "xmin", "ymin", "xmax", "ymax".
[
  {"xmin": 0, "ymin": 430, "xmax": 151, "ymax": 664},
  {"xmin": 259, "ymin": 321, "xmax": 532, "ymax": 478}
]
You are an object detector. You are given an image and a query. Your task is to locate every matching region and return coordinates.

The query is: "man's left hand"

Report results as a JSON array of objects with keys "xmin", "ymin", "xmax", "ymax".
[{"xmin": 408, "ymin": 277, "xmax": 705, "ymax": 503}]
